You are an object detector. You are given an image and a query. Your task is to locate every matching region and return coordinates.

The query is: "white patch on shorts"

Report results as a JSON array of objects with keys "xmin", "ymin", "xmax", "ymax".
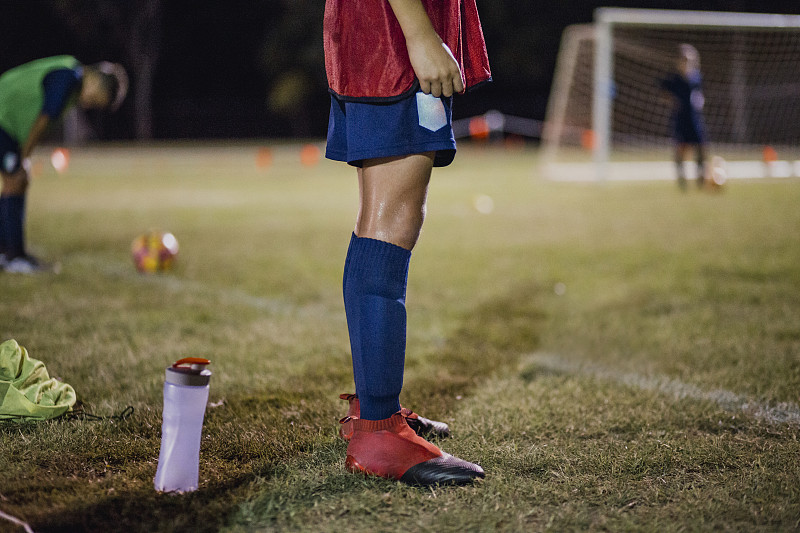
[{"xmin": 416, "ymin": 92, "xmax": 447, "ymax": 132}]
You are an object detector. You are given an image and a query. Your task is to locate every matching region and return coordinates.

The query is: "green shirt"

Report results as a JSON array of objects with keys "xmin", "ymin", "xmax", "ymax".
[{"xmin": 0, "ymin": 55, "xmax": 80, "ymax": 144}]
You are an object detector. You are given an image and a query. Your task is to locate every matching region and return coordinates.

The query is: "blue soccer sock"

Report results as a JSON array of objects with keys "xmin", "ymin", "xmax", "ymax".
[
  {"xmin": 343, "ymin": 233, "xmax": 411, "ymax": 421},
  {"xmin": 0, "ymin": 195, "xmax": 25, "ymax": 258}
]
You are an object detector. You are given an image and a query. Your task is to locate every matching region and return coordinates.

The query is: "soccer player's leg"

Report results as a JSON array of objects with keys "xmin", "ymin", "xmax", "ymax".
[
  {"xmin": 344, "ymin": 153, "xmax": 432, "ymax": 424},
  {"xmin": 0, "ymin": 134, "xmax": 21, "ymax": 266},
  {"xmin": 339, "ymin": 154, "xmax": 451, "ymax": 442},
  {"xmin": 674, "ymin": 143, "xmax": 689, "ymax": 191},
  {"xmin": 342, "ymin": 153, "xmax": 483, "ymax": 485},
  {"xmin": 695, "ymin": 143, "xmax": 707, "ymax": 189},
  {"xmin": 0, "ymin": 150, "xmax": 54, "ymax": 273},
  {"xmin": 0, "ymin": 164, "xmax": 31, "ymax": 271}
]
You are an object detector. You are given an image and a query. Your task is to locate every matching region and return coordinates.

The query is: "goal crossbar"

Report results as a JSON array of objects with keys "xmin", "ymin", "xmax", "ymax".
[{"xmin": 595, "ymin": 7, "xmax": 800, "ymax": 30}]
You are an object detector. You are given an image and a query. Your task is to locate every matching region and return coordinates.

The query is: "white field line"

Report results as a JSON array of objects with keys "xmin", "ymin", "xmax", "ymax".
[
  {"xmin": 0, "ymin": 509, "xmax": 35, "ymax": 533},
  {"xmin": 525, "ymin": 352, "xmax": 800, "ymax": 427},
  {"xmin": 543, "ymin": 160, "xmax": 800, "ymax": 181}
]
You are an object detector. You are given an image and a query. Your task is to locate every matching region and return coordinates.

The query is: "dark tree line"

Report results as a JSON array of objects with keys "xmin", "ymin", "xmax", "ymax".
[{"xmin": 2, "ymin": 0, "xmax": 799, "ymax": 140}]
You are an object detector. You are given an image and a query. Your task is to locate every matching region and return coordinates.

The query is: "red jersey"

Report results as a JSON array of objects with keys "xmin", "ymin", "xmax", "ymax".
[{"xmin": 324, "ymin": 0, "xmax": 491, "ymax": 102}]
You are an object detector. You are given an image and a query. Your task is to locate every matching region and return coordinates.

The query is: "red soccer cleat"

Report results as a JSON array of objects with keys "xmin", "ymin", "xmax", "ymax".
[
  {"xmin": 345, "ymin": 413, "xmax": 484, "ymax": 486},
  {"xmin": 338, "ymin": 393, "xmax": 450, "ymax": 441}
]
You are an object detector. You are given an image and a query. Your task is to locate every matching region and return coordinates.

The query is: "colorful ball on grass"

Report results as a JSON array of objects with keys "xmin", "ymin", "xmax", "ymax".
[
  {"xmin": 709, "ymin": 155, "xmax": 727, "ymax": 190},
  {"xmin": 131, "ymin": 231, "xmax": 179, "ymax": 273}
]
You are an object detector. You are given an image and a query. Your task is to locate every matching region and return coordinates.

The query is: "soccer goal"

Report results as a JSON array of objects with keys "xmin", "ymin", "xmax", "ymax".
[{"xmin": 541, "ymin": 8, "xmax": 800, "ymax": 181}]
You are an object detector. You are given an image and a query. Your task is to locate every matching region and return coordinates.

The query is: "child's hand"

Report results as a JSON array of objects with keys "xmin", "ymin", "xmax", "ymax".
[
  {"xmin": 406, "ymin": 35, "xmax": 464, "ymax": 98},
  {"xmin": 388, "ymin": 0, "xmax": 464, "ymax": 98}
]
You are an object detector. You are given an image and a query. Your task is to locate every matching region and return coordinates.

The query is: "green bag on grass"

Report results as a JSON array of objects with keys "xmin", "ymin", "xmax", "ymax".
[{"xmin": 0, "ymin": 339, "xmax": 76, "ymax": 421}]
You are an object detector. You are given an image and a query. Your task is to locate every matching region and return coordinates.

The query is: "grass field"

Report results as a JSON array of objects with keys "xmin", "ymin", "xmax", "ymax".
[{"xmin": 1, "ymin": 143, "xmax": 799, "ymax": 532}]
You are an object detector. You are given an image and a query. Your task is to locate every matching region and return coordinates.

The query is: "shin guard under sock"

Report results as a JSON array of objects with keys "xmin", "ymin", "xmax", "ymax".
[{"xmin": 343, "ymin": 233, "xmax": 411, "ymax": 420}]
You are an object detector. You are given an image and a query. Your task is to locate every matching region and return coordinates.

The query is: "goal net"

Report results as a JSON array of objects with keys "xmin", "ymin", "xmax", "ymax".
[{"xmin": 541, "ymin": 8, "xmax": 800, "ymax": 181}]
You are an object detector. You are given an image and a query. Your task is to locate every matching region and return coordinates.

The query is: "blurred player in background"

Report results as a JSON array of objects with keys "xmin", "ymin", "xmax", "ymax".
[
  {"xmin": 324, "ymin": 0, "xmax": 491, "ymax": 485},
  {"xmin": 661, "ymin": 44, "xmax": 707, "ymax": 191},
  {"xmin": 0, "ymin": 56, "xmax": 127, "ymax": 273}
]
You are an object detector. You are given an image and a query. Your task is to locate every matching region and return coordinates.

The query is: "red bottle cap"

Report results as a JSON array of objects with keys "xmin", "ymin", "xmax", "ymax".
[{"xmin": 165, "ymin": 358, "xmax": 211, "ymax": 386}]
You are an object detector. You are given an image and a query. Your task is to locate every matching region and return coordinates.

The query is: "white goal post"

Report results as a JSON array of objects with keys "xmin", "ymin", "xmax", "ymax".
[{"xmin": 542, "ymin": 8, "xmax": 800, "ymax": 181}]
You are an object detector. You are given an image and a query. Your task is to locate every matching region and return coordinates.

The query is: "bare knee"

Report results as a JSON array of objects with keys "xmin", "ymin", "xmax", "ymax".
[
  {"xmin": 356, "ymin": 198, "xmax": 427, "ymax": 250},
  {"xmin": 356, "ymin": 154, "xmax": 433, "ymax": 250}
]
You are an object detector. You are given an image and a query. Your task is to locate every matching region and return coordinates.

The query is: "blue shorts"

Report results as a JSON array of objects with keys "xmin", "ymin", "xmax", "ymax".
[
  {"xmin": 325, "ymin": 92, "xmax": 456, "ymax": 168},
  {"xmin": 671, "ymin": 113, "xmax": 706, "ymax": 145},
  {"xmin": 0, "ymin": 127, "xmax": 21, "ymax": 175}
]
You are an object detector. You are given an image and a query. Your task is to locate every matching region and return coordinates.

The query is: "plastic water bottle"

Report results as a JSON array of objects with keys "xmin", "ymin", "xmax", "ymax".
[{"xmin": 154, "ymin": 357, "xmax": 211, "ymax": 493}]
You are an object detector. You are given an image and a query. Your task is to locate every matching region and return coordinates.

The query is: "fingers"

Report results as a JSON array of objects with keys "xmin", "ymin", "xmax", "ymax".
[
  {"xmin": 419, "ymin": 79, "xmax": 431, "ymax": 95},
  {"xmin": 421, "ymin": 74, "xmax": 461, "ymax": 98},
  {"xmin": 419, "ymin": 79, "xmax": 444, "ymax": 98},
  {"xmin": 440, "ymin": 43, "xmax": 463, "ymax": 96},
  {"xmin": 453, "ymin": 75, "xmax": 465, "ymax": 95}
]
